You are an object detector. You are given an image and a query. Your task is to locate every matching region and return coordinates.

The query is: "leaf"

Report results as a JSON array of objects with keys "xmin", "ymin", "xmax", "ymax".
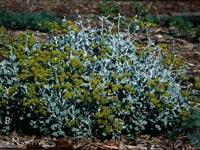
[
  {"xmin": 155, "ymin": 124, "xmax": 161, "ymax": 131},
  {"xmin": 27, "ymin": 113, "xmax": 31, "ymax": 118},
  {"xmin": 75, "ymin": 109, "xmax": 80, "ymax": 114},
  {"xmin": 58, "ymin": 130, "xmax": 65, "ymax": 136},
  {"xmin": 71, "ymin": 127, "xmax": 78, "ymax": 132},
  {"xmin": 142, "ymin": 120, "xmax": 147, "ymax": 125},
  {"xmin": 52, "ymin": 132, "xmax": 58, "ymax": 137},
  {"xmin": 134, "ymin": 127, "xmax": 139, "ymax": 131},
  {"xmin": 102, "ymin": 132, "xmax": 107, "ymax": 136},
  {"xmin": 45, "ymin": 119, "xmax": 50, "ymax": 124},
  {"xmin": 51, "ymin": 124, "xmax": 58, "ymax": 130}
]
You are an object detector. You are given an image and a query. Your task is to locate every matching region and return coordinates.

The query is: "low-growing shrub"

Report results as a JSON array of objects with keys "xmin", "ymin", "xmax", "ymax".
[
  {"xmin": 0, "ymin": 10, "xmax": 61, "ymax": 32},
  {"xmin": 0, "ymin": 27, "xmax": 10, "ymax": 61},
  {"xmin": 0, "ymin": 16, "xmax": 195, "ymax": 139},
  {"xmin": 146, "ymin": 15, "xmax": 200, "ymax": 42},
  {"xmin": 184, "ymin": 108, "xmax": 200, "ymax": 148},
  {"xmin": 99, "ymin": 0, "xmax": 121, "ymax": 20}
]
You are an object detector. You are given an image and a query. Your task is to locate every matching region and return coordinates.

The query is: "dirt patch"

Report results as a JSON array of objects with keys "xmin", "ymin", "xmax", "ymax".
[{"xmin": 0, "ymin": 1, "xmax": 200, "ymax": 19}]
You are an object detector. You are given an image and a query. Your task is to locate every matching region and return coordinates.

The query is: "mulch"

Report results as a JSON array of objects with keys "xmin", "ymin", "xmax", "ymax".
[{"xmin": 0, "ymin": 131, "xmax": 197, "ymax": 149}]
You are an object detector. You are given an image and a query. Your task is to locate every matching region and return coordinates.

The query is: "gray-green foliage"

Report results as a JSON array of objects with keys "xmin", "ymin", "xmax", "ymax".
[{"xmin": 0, "ymin": 16, "xmax": 193, "ymax": 139}]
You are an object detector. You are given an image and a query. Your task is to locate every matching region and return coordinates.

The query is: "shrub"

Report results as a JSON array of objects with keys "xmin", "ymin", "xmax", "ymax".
[
  {"xmin": 148, "ymin": 15, "xmax": 200, "ymax": 42},
  {"xmin": 0, "ymin": 27, "xmax": 10, "ymax": 61},
  {"xmin": 0, "ymin": 16, "xmax": 194, "ymax": 139},
  {"xmin": 99, "ymin": 0, "xmax": 121, "ymax": 20},
  {"xmin": 0, "ymin": 10, "xmax": 61, "ymax": 32},
  {"xmin": 131, "ymin": 0, "xmax": 151, "ymax": 19},
  {"xmin": 184, "ymin": 108, "xmax": 200, "ymax": 148}
]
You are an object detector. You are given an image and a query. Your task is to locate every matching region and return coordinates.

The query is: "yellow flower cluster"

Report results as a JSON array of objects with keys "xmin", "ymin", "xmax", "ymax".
[
  {"xmin": 6, "ymin": 84, "xmax": 19, "ymax": 97},
  {"xmin": 63, "ymin": 91, "xmax": 75, "ymax": 99},
  {"xmin": 41, "ymin": 20, "xmax": 79, "ymax": 33},
  {"xmin": 111, "ymin": 84, "xmax": 122, "ymax": 92},
  {"xmin": 95, "ymin": 105, "xmax": 124, "ymax": 133},
  {"xmin": 24, "ymin": 97, "xmax": 40, "ymax": 106},
  {"xmin": 96, "ymin": 106, "xmax": 111, "ymax": 118},
  {"xmin": 158, "ymin": 43, "xmax": 185, "ymax": 70},
  {"xmin": 65, "ymin": 119, "xmax": 79, "ymax": 126},
  {"xmin": 147, "ymin": 78, "xmax": 169, "ymax": 98},
  {"xmin": 34, "ymin": 104, "xmax": 47, "ymax": 116},
  {"xmin": 22, "ymin": 97, "xmax": 47, "ymax": 116},
  {"xmin": 180, "ymin": 109, "xmax": 189, "ymax": 121},
  {"xmin": 73, "ymin": 49, "xmax": 84, "ymax": 56},
  {"xmin": 194, "ymin": 76, "xmax": 200, "ymax": 89},
  {"xmin": 146, "ymin": 77, "xmax": 159, "ymax": 87},
  {"xmin": 70, "ymin": 57, "xmax": 83, "ymax": 68},
  {"xmin": 124, "ymin": 83, "xmax": 136, "ymax": 93},
  {"xmin": 63, "ymin": 20, "xmax": 80, "ymax": 33},
  {"xmin": 146, "ymin": 90, "xmax": 170, "ymax": 111},
  {"xmin": 1, "ymin": 99, "xmax": 7, "ymax": 105},
  {"xmin": 25, "ymin": 83, "xmax": 36, "ymax": 97},
  {"xmin": 118, "ymin": 73, "xmax": 132, "ymax": 81},
  {"xmin": 150, "ymin": 97, "xmax": 160, "ymax": 105},
  {"xmin": 92, "ymin": 87, "xmax": 104, "ymax": 101}
]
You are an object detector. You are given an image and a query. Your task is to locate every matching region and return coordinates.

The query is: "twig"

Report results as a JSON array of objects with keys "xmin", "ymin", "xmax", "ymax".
[
  {"xmin": 73, "ymin": 141, "xmax": 90, "ymax": 149},
  {"xmin": 12, "ymin": 137, "xmax": 19, "ymax": 145}
]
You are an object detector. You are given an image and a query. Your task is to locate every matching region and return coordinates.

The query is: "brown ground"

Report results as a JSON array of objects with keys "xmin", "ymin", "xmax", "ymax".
[{"xmin": 0, "ymin": 131, "xmax": 197, "ymax": 149}]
